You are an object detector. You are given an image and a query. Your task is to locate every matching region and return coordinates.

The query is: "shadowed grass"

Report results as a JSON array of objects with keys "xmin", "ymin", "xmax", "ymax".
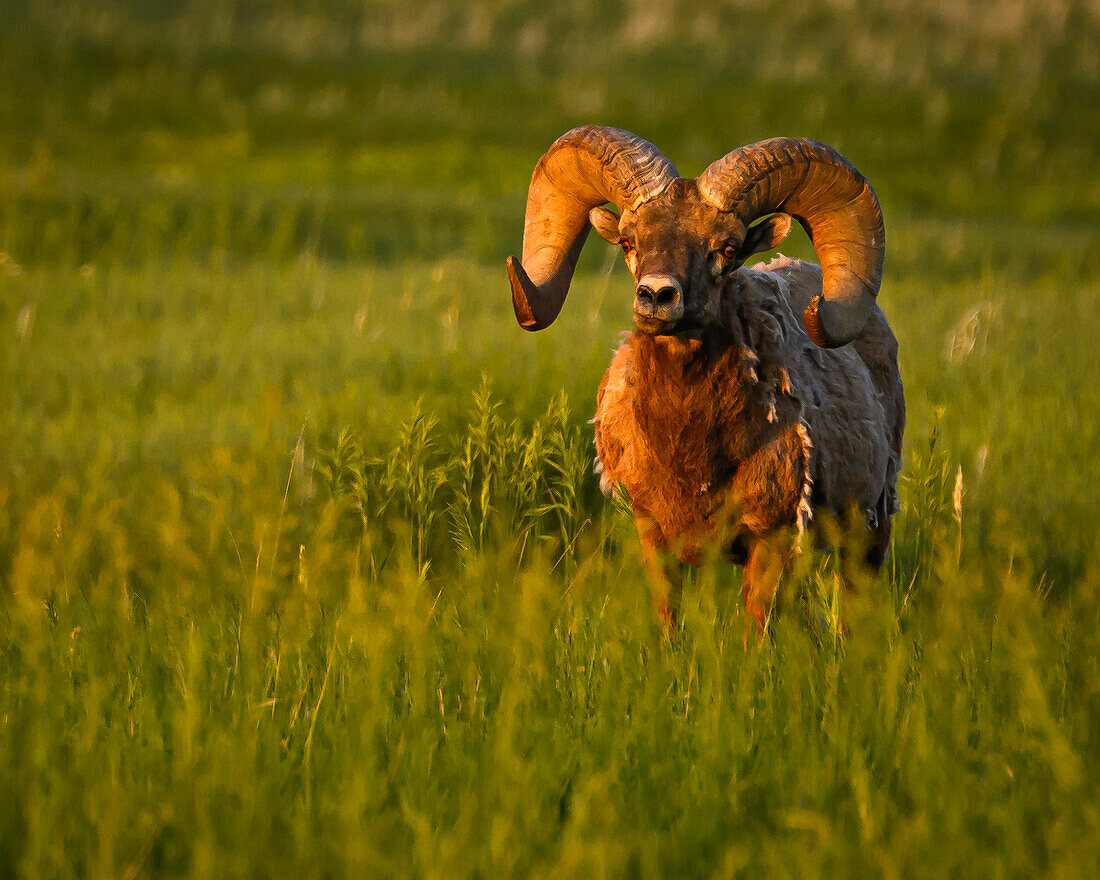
[{"xmin": 2, "ymin": 381, "xmax": 1097, "ymax": 877}]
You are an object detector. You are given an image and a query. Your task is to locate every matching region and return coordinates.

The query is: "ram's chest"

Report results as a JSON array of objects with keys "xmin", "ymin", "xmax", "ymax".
[
  {"xmin": 593, "ymin": 335, "xmax": 800, "ymax": 549},
  {"xmin": 597, "ymin": 373, "xmax": 718, "ymax": 495}
]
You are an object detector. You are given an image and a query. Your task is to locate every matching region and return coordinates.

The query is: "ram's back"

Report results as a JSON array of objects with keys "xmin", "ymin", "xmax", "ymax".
[
  {"xmin": 759, "ymin": 256, "xmax": 905, "ymax": 465},
  {"xmin": 757, "ymin": 256, "xmax": 904, "ymax": 523}
]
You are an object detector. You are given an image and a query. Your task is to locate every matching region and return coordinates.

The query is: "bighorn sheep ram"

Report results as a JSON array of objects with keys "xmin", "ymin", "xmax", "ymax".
[{"xmin": 506, "ymin": 126, "xmax": 904, "ymax": 636}]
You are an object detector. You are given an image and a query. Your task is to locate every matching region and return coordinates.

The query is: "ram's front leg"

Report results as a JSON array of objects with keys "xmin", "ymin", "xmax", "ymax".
[
  {"xmin": 637, "ymin": 517, "xmax": 684, "ymax": 638},
  {"xmin": 741, "ymin": 533, "xmax": 793, "ymax": 647}
]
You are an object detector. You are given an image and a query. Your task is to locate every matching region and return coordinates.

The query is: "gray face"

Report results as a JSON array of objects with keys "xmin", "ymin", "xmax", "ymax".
[{"xmin": 591, "ymin": 179, "xmax": 791, "ymax": 336}]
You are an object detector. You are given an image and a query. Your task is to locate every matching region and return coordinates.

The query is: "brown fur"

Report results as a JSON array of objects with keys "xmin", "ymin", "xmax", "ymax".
[{"xmin": 594, "ymin": 257, "xmax": 904, "ymax": 637}]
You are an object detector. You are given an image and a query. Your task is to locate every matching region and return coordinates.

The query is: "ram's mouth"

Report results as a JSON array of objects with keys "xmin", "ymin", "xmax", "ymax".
[
  {"xmin": 633, "ymin": 314, "xmax": 679, "ymax": 336},
  {"xmin": 634, "ymin": 314, "xmax": 706, "ymax": 338}
]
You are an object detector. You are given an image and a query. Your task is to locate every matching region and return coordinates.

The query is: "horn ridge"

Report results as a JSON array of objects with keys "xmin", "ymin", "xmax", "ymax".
[{"xmin": 545, "ymin": 126, "xmax": 679, "ymax": 210}]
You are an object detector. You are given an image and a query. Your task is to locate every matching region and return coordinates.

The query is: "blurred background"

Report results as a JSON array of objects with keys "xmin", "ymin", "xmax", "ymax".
[{"xmin": 4, "ymin": 0, "xmax": 1098, "ymax": 264}]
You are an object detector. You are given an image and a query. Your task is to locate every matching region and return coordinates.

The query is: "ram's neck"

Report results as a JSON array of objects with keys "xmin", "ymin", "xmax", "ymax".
[
  {"xmin": 628, "ymin": 329, "xmax": 753, "ymax": 422},
  {"xmin": 627, "ymin": 327, "xmax": 796, "ymax": 455}
]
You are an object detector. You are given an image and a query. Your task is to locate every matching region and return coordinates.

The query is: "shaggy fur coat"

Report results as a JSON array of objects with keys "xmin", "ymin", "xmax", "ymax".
[{"xmin": 593, "ymin": 257, "xmax": 904, "ymax": 565}]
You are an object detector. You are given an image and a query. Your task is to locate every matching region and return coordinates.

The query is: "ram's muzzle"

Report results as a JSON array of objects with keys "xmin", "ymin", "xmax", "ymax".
[{"xmin": 633, "ymin": 274, "xmax": 684, "ymax": 334}]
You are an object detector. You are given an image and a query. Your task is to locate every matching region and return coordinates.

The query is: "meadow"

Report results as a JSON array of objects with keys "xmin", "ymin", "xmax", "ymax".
[{"xmin": 1, "ymin": 1, "xmax": 1099, "ymax": 877}]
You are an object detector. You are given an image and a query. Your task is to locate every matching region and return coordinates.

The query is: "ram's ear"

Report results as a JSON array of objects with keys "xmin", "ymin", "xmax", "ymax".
[
  {"xmin": 738, "ymin": 213, "xmax": 792, "ymax": 261},
  {"xmin": 589, "ymin": 205, "xmax": 622, "ymax": 244}
]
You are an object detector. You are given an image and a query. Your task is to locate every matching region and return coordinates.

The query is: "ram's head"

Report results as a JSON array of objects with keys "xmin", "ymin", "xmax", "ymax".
[{"xmin": 506, "ymin": 126, "xmax": 885, "ymax": 347}]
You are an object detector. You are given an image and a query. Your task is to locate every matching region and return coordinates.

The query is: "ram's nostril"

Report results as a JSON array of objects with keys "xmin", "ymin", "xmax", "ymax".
[
  {"xmin": 654, "ymin": 287, "xmax": 678, "ymax": 307},
  {"xmin": 636, "ymin": 275, "xmax": 683, "ymax": 317}
]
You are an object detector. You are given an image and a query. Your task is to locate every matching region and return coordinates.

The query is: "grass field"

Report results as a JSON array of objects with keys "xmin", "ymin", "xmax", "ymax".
[{"xmin": 2, "ymin": 2, "xmax": 1099, "ymax": 877}]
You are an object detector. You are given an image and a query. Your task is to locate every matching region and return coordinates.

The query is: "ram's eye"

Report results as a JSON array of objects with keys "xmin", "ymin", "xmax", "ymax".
[
  {"xmin": 620, "ymin": 240, "xmax": 633, "ymax": 253},
  {"xmin": 721, "ymin": 244, "xmax": 739, "ymax": 261}
]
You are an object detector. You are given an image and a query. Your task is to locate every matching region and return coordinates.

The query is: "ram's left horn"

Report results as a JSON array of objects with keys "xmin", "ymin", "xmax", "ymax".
[{"xmin": 507, "ymin": 126, "xmax": 679, "ymax": 330}]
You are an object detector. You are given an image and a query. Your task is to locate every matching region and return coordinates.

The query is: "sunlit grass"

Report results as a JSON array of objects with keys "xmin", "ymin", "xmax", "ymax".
[{"xmin": 2, "ymin": 250, "xmax": 1097, "ymax": 876}]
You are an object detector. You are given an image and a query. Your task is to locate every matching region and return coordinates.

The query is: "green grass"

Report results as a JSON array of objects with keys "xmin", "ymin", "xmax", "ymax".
[{"xmin": 2, "ymin": 2, "xmax": 1099, "ymax": 877}]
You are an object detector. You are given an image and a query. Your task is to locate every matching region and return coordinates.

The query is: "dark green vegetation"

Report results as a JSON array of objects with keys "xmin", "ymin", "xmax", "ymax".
[{"xmin": 2, "ymin": 2, "xmax": 1098, "ymax": 877}]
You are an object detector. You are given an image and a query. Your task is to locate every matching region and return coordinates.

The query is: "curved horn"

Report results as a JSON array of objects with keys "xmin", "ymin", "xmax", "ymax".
[
  {"xmin": 698, "ymin": 138, "xmax": 885, "ymax": 347},
  {"xmin": 507, "ymin": 126, "xmax": 678, "ymax": 330}
]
